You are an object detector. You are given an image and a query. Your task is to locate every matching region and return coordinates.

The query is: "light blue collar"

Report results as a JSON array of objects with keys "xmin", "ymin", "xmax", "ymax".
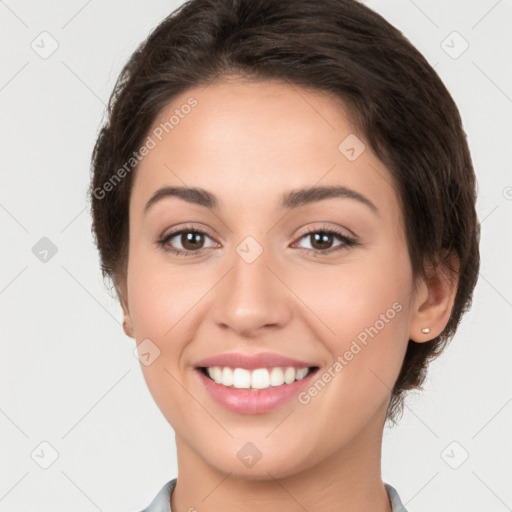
[{"xmin": 140, "ymin": 478, "xmax": 408, "ymax": 512}]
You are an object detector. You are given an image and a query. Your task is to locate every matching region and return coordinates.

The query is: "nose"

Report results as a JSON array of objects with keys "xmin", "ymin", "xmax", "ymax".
[{"xmin": 211, "ymin": 244, "xmax": 293, "ymax": 338}]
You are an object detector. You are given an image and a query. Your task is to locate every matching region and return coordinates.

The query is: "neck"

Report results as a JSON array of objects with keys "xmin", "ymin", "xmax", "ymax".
[{"xmin": 171, "ymin": 405, "xmax": 392, "ymax": 512}]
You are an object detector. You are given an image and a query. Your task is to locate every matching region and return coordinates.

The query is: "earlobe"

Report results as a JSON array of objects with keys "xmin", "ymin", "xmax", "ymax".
[
  {"xmin": 117, "ymin": 278, "xmax": 135, "ymax": 339},
  {"xmin": 122, "ymin": 314, "xmax": 135, "ymax": 338},
  {"xmin": 409, "ymin": 252, "xmax": 460, "ymax": 343}
]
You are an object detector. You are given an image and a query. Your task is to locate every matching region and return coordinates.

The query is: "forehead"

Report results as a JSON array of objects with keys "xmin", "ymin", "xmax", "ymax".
[{"xmin": 131, "ymin": 79, "xmax": 400, "ymax": 222}]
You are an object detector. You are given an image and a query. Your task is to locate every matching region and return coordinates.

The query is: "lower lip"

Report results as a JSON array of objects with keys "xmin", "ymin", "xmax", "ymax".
[{"xmin": 195, "ymin": 368, "xmax": 318, "ymax": 414}]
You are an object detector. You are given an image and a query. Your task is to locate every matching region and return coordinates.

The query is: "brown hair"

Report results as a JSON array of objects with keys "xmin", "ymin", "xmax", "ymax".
[{"xmin": 89, "ymin": 0, "xmax": 480, "ymax": 423}]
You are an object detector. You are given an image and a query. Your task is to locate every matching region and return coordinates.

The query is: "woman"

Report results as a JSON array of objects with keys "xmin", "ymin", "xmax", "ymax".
[{"xmin": 89, "ymin": 0, "xmax": 480, "ymax": 510}]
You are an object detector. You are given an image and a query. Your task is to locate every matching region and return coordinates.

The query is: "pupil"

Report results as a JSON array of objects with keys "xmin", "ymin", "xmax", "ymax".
[
  {"xmin": 312, "ymin": 232, "xmax": 332, "ymax": 250},
  {"xmin": 183, "ymin": 232, "xmax": 203, "ymax": 250}
]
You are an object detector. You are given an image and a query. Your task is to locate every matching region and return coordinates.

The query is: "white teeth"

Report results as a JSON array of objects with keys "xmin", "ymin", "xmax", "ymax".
[
  {"xmin": 204, "ymin": 366, "xmax": 312, "ymax": 390},
  {"xmin": 233, "ymin": 368, "xmax": 251, "ymax": 389},
  {"xmin": 251, "ymin": 368, "xmax": 270, "ymax": 389},
  {"xmin": 296, "ymin": 367, "xmax": 309, "ymax": 380},
  {"xmin": 207, "ymin": 367, "xmax": 223, "ymax": 383},
  {"xmin": 284, "ymin": 367, "xmax": 295, "ymax": 384},
  {"xmin": 269, "ymin": 367, "xmax": 285, "ymax": 386},
  {"xmin": 221, "ymin": 367, "xmax": 233, "ymax": 386}
]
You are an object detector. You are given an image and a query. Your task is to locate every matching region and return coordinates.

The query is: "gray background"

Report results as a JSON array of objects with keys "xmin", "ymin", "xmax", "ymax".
[{"xmin": 1, "ymin": 0, "xmax": 511, "ymax": 510}]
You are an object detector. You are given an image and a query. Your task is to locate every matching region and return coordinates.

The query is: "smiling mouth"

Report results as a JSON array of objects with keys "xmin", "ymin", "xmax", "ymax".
[{"xmin": 198, "ymin": 365, "xmax": 320, "ymax": 391}]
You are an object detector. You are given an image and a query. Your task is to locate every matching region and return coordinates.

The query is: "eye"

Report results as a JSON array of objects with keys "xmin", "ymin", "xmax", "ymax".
[
  {"xmin": 292, "ymin": 226, "xmax": 357, "ymax": 255},
  {"xmin": 157, "ymin": 224, "xmax": 219, "ymax": 257},
  {"xmin": 157, "ymin": 224, "xmax": 358, "ymax": 257}
]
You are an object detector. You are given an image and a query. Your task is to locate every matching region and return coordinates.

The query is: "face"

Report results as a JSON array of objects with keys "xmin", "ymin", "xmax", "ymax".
[{"xmin": 121, "ymin": 79, "xmax": 426, "ymax": 479}]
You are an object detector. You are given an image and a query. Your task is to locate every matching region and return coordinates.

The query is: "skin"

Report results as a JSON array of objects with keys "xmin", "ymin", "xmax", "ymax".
[{"xmin": 118, "ymin": 78, "xmax": 458, "ymax": 512}]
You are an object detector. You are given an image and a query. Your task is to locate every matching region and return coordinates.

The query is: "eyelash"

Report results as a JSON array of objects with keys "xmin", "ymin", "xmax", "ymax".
[{"xmin": 156, "ymin": 224, "xmax": 358, "ymax": 257}]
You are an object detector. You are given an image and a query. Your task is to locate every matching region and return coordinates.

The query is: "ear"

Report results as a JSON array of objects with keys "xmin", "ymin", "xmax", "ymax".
[
  {"xmin": 116, "ymin": 276, "xmax": 135, "ymax": 339},
  {"xmin": 409, "ymin": 251, "xmax": 460, "ymax": 343}
]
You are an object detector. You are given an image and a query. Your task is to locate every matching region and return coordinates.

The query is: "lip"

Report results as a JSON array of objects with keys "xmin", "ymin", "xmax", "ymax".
[
  {"xmin": 194, "ymin": 352, "xmax": 317, "ymax": 370},
  {"xmin": 195, "ymin": 366, "xmax": 319, "ymax": 414}
]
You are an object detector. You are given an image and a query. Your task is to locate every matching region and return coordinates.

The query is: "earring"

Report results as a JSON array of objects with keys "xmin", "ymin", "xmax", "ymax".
[{"xmin": 421, "ymin": 327, "xmax": 431, "ymax": 334}]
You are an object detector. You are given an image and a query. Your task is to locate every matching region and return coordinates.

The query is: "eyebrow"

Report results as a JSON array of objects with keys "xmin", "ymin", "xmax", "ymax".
[{"xmin": 144, "ymin": 185, "xmax": 379, "ymax": 216}]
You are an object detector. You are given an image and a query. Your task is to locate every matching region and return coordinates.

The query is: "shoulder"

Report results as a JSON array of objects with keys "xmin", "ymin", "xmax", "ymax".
[
  {"xmin": 385, "ymin": 482, "xmax": 408, "ymax": 512},
  {"xmin": 138, "ymin": 478, "xmax": 177, "ymax": 512}
]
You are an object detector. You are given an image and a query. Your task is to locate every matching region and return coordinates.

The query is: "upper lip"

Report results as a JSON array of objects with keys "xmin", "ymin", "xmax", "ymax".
[{"xmin": 195, "ymin": 352, "xmax": 318, "ymax": 370}]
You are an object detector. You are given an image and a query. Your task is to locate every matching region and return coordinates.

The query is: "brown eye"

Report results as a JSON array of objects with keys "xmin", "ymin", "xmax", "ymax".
[
  {"xmin": 293, "ymin": 227, "xmax": 357, "ymax": 256},
  {"xmin": 158, "ymin": 226, "xmax": 218, "ymax": 256},
  {"xmin": 178, "ymin": 231, "xmax": 206, "ymax": 251},
  {"xmin": 309, "ymin": 232, "xmax": 336, "ymax": 251}
]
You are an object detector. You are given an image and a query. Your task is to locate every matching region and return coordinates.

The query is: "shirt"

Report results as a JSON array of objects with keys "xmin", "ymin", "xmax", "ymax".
[{"xmin": 139, "ymin": 478, "xmax": 408, "ymax": 512}]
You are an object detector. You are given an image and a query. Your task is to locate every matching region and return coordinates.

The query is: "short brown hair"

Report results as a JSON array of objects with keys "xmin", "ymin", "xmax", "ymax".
[{"xmin": 89, "ymin": 0, "xmax": 480, "ymax": 423}]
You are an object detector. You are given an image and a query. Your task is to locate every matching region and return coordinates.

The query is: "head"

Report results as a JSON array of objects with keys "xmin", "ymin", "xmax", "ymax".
[{"xmin": 89, "ymin": 0, "xmax": 479, "ymax": 478}]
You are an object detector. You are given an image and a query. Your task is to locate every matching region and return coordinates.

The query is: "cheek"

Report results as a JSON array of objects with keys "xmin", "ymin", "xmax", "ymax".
[
  {"xmin": 125, "ymin": 248, "xmax": 202, "ymax": 425},
  {"xmin": 126, "ymin": 240, "xmax": 201, "ymax": 342},
  {"xmin": 294, "ymin": 246, "xmax": 411, "ymax": 340},
  {"xmin": 294, "ymin": 245, "xmax": 412, "ymax": 402}
]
